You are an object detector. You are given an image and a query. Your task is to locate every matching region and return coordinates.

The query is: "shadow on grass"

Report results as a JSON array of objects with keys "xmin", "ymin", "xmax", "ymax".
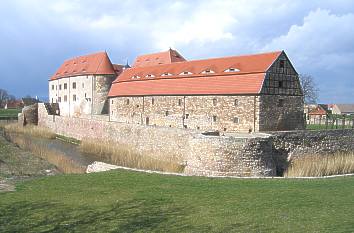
[{"xmin": 0, "ymin": 199, "xmax": 214, "ymax": 232}]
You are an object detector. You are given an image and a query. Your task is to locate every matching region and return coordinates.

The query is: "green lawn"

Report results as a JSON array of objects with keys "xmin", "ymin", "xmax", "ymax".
[
  {"xmin": 0, "ymin": 109, "xmax": 21, "ymax": 119},
  {"xmin": 306, "ymin": 124, "xmax": 353, "ymax": 130},
  {"xmin": 1, "ymin": 171, "xmax": 353, "ymax": 232}
]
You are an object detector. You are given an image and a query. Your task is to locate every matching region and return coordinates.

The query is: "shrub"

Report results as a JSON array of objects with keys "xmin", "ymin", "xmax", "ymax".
[
  {"xmin": 284, "ymin": 152, "xmax": 354, "ymax": 177},
  {"xmin": 79, "ymin": 139, "xmax": 185, "ymax": 173}
]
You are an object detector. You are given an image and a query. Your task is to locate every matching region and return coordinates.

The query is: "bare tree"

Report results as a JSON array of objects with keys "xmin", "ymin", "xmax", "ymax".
[
  {"xmin": 299, "ymin": 74, "xmax": 319, "ymax": 104},
  {"xmin": 0, "ymin": 89, "xmax": 10, "ymax": 108}
]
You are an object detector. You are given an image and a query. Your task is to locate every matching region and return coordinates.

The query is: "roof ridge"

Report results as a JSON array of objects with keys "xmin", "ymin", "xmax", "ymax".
[{"xmin": 63, "ymin": 51, "xmax": 106, "ymax": 62}]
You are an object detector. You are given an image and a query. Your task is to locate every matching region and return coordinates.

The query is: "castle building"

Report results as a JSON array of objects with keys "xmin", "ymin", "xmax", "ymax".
[
  {"xmin": 50, "ymin": 49, "xmax": 305, "ymax": 132},
  {"xmin": 49, "ymin": 52, "xmax": 122, "ymax": 116}
]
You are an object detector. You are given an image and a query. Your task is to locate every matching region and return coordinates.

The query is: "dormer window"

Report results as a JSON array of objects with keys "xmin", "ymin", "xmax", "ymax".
[
  {"xmin": 224, "ymin": 68, "xmax": 240, "ymax": 72},
  {"xmin": 180, "ymin": 71, "xmax": 193, "ymax": 75},
  {"xmin": 132, "ymin": 75, "xmax": 141, "ymax": 79},
  {"xmin": 201, "ymin": 69, "xmax": 215, "ymax": 74},
  {"xmin": 161, "ymin": 73, "xmax": 173, "ymax": 76},
  {"xmin": 146, "ymin": 74, "xmax": 155, "ymax": 78}
]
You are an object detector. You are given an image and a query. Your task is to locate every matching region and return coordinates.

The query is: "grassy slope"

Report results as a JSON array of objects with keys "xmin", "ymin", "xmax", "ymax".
[
  {"xmin": 0, "ymin": 171, "xmax": 353, "ymax": 232},
  {"xmin": 0, "ymin": 133, "xmax": 56, "ymax": 179}
]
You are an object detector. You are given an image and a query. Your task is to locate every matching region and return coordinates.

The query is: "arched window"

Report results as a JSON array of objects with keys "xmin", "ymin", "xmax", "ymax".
[
  {"xmin": 132, "ymin": 75, "xmax": 141, "ymax": 79},
  {"xmin": 201, "ymin": 69, "xmax": 215, "ymax": 74},
  {"xmin": 179, "ymin": 71, "xmax": 193, "ymax": 75},
  {"xmin": 224, "ymin": 68, "xmax": 240, "ymax": 72}
]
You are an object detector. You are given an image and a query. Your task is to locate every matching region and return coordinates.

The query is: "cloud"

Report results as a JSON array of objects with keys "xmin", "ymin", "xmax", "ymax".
[{"xmin": 0, "ymin": 0, "xmax": 354, "ymax": 103}]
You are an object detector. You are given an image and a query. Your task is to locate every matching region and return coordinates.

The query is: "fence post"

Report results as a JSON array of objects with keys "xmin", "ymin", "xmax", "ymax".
[
  {"xmin": 342, "ymin": 115, "xmax": 346, "ymax": 129},
  {"xmin": 336, "ymin": 118, "xmax": 338, "ymax": 129},
  {"xmin": 325, "ymin": 117, "xmax": 328, "ymax": 130}
]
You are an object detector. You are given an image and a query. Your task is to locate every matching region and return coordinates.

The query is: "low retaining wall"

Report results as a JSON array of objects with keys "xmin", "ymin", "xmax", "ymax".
[{"xmin": 37, "ymin": 104, "xmax": 354, "ymax": 177}]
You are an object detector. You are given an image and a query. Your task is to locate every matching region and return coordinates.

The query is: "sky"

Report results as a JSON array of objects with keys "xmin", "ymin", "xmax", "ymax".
[{"xmin": 0, "ymin": 0, "xmax": 354, "ymax": 103}]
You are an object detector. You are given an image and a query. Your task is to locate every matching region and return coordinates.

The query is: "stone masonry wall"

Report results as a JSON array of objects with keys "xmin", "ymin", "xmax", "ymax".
[
  {"xmin": 110, "ymin": 95, "xmax": 260, "ymax": 133},
  {"xmin": 38, "ymin": 104, "xmax": 354, "ymax": 177},
  {"xmin": 38, "ymin": 103, "xmax": 275, "ymax": 177}
]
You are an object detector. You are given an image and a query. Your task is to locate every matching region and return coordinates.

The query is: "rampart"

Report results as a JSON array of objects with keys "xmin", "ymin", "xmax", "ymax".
[{"xmin": 38, "ymin": 104, "xmax": 354, "ymax": 177}]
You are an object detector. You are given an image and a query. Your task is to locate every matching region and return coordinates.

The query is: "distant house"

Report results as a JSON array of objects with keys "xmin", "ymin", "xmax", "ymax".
[
  {"xmin": 308, "ymin": 105, "xmax": 327, "ymax": 123},
  {"xmin": 332, "ymin": 104, "xmax": 354, "ymax": 115},
  {"xmin": 4, "ymin": 100, "xmax": 23, "ymax": 109}
]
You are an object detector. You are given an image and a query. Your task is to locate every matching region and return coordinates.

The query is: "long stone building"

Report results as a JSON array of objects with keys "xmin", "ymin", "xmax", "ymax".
[{"xmin": 49, "ymin": 49, "xmax": 305, "ymax": 132}]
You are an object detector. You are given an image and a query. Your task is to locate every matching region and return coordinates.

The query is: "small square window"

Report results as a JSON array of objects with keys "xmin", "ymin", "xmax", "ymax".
[
  {"xmin": 178, "ymin": 99, "xmax": 182, "ymax": 106},
  {"xmin": 212, "ymin": 115, "xmax": 217, "ymax": 122},
  {"xmin": 213, "ymin": 98, "xmax": 217, "ymax": 106},
  {"xmin": 233, "ymin": 117, "xmax": 239, "ymax": 124},
  {"xmin": 126, "ymin": 99, "xmax": 130, "ymax": 105},
  {"xmin": 185, "ymin": 114, "xmax": 189, "ymax": 119},
  {"xmin": 165, "ymin": 111, "xmax": 169, "ymax": 116},
  {"xmin": 278, "ymin": 81, "xmax": 283, "ymax": 88},
  {"xmin": 278, "ymin": 99, "xmax": 284, "ymax": 107},
  {"xmin": 234, "ymin": 99, "xmax": 239, "ymax": 106},
  {"xmin": 152, "ymin": 98, "xmax": 155, "ymax": 105}
]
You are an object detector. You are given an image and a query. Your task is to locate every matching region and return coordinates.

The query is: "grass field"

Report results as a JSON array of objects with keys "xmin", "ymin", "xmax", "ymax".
[
  {"xmin": 306, "ymin": 123, "xmax": 353, "ymax": 130},
  {"xmin": 0, "ymin": 170, "xmax": 353, "ymax": 232},
  {"xmin": 0, "ymin": 109, "xmax": 21, "ymax": 118}
]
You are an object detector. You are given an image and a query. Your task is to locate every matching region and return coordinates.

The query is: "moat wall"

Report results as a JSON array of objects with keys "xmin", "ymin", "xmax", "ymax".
[{"xmin": 38, "ymin": 104, "xmax": 354, "ymax": 177}]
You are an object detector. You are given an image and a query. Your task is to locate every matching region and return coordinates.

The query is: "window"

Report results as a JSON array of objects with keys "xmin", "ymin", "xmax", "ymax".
[
  {"xmin": 165, "ymin": 111, "xmax": 169, "ymax": 116},
  {"xmin": 213, "ymin": 98, "xmax": 217, "ymax": 106},
  {"xmin": 72, "ymin": 82, "xmax": 76, "ymax": 89},
  {"xmin": 179, "ymin": 71, "xmax": 192, "ymax": 75},
  {"xmin": 185, "ymin": 114, "xmax": 189, "ymax": 119},
  {"xmin": 64, "ymin": 95, "xmax": 67, "ymax": 102},
  {"xmin": 59, "ymin": 84, "xmax": 62, "ymax": 90},
  {"xmin": 126, "ymin": 99, "xmax": 130, "ymax": 105},
  {"xmin": 213, "ymin": 115, "xmax": 217, "ymax": 122},
  {"xmin": 233, "ymin": 117, "xmax": 239, "ymax": 124},
  {"xmin": 82, "ymin": 83, "xmax": 85, "ymax": 88},
  {"xmin": 234, "ymin": 99, "xmax": 239, "ymax": 106},
  {"xmin": 178, "ymin": 99, "xmax": 182, "ymax": 106},
  {"xmin": 64, "ymin": 83, "xmax": 67, "ymax": 90},
  {"xmin": 162, "ymin": 73, "xmax": 173, "ymax": 76},
  {"xmin": 111, "ymin": 100, "xmax": 114, "ymax": 104},
  {"xmin": 132, "ymin": 75, "xmax": 141, "ymax": 79},
  {"xmin": 279, "ymin": 60, "xmax": 285, "ymax": 68},
  {"xmin": 201, "ymin": 69, "xmax": 215, "ymax": 74},
  {"xmin": 56, "ymin": 85, "xmax": 57, "ymax": 90},
  {"xmin": 277, "ymin": 81, "xmax": 283, "ymax": 88},
  {"xmin": 152, "ymin": 98, "xmax": 155, "ymax": 105},
  {"xmin": 51, "ymin": 98, "xmax": 53, "ymax": 103},
  {"xmin": 278, "ymin": 99, "xmax": 284, "ymax": 107},
  {"xmin": 51, "ymin": 85, "xmax": 54, "ymax": 90},
  {"xmin": 224, "ymin": 68, "xmax": 240, "ymax": 72},
  {"xmin": 58, "ymin": 97, "xmax": 61, "ymax": 102},
  {"xmin": 146, "ymin": 74, "xmax": 155, "ymax": 78},
  {"xmin": 84, "ymin": 93, "xmax": 87, "ymax": 98},
  {"xmin": 73, "ymin": 95, "xmax": 76, "ymax": 101}
]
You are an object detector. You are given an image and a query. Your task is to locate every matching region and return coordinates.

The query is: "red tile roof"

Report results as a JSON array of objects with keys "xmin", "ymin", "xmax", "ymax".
[
  {"xmin": 50, "ymin": 52, "xmax": 116, "ymax": 80},
  {"xmin": 109, "ymin": 51, "xmax": 282, "ymax": 97},
  {"xmin": 109, "ymin": 73, "xmax": 265, "ymax": 96},
  {"xmin": 309, "ymin": 106, "xmax": 327, "ymax": 115},
  {"xmin": 132, "ymin": 49, "xmax": 186, "ymax": 67}
]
